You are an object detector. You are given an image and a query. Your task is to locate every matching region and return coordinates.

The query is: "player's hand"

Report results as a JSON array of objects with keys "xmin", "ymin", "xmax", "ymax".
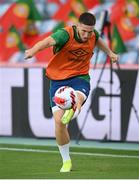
[
  {"xmin": 24, "ymin": 49, "xmax": 34, "ymax": 60},
  {"xmin": 109, "ymin": 52, "xmax": 119, "ymax": 63}
]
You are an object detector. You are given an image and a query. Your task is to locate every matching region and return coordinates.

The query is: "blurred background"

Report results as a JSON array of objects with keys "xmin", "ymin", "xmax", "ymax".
[
  {"xmin": 0, "ymin": 0, "xmax": 139, "ymax": 143},
  {"xmin": 0, "ymin": 2, "xmax": 139, "ymax": 178},
  {"xmin": 0, "ymin": 0, "xmax": 139, "ymax": 64}
]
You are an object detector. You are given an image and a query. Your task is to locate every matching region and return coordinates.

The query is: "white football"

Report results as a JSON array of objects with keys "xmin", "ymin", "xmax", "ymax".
[{"xmin": 53, "ymin": 86, "xmax": 78, "ymax": 110}]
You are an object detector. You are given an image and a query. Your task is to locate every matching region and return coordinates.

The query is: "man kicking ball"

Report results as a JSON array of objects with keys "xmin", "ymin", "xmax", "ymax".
[{"xmin": 25, "ymin": 12, "xmax": 118, "ymax": 172}]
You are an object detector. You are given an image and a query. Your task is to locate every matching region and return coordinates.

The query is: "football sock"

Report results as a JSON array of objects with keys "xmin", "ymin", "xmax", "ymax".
[
  {"xmin": 58, "ymin": 143, "xmax": 71, "ymax": 162},
  {"xmin": 71, "ymin": 108, "xmax": 80, "ymax": 120}
]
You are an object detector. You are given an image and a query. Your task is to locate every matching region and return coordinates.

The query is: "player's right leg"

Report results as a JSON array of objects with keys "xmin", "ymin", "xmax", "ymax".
[
  {"xmin": 49, "ymin": 80, "xmax": 72, "ymax": 172},
  {"xmin": 53, "ymin": 108, "xmax": 72, "ymax": 172}
]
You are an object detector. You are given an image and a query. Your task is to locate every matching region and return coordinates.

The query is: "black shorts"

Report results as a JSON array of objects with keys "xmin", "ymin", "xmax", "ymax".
[{"xmin": 49, "ymin": 76, "xmax": 90, "ymax": 110}]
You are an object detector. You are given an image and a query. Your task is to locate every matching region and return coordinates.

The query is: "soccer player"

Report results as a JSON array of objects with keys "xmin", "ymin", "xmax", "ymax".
[{"xmin": 25, "ymin": 12, "xmax": 118, "ymax": 172}]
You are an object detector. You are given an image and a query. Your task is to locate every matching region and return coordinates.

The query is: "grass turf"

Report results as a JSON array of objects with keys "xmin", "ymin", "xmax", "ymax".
[{"xmin": 0, "ymin": 144, "xmax": 139, "ymax": 179}]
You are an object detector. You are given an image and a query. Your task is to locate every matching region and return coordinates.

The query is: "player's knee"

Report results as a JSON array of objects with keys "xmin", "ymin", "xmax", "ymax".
[
  {"xmin": 76, "ymin": 94, "xmax": 84, "ymax": 109},
  {"xmin": 55, "ymin": 118, "xmax": 64, "ymax": 127},
  {"xmin": 54, "ymin": 111, "xmax": 66, "ymax": 128}
]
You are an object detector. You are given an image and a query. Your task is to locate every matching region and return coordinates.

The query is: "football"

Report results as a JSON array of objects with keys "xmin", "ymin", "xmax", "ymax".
[{"xmin": 53, "ymin": 86, "xmax": 77, "ymax": 110}]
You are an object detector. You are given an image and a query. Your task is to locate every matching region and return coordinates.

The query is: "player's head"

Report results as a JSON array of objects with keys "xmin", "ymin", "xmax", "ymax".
[{"xmin": 77, "ymin": 12, "xmax": 96, "ymax": 42}]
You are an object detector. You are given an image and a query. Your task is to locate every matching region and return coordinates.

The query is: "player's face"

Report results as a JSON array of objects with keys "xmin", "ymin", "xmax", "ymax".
[{"xmin": 77, "ymin": 23, "xmax": 94, "ymax": 42}]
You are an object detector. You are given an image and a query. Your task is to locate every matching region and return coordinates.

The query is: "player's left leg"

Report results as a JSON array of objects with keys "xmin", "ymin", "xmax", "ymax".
[
  {"xmin": 61, "ymin": 91, "xmax": 85, "ymax": 124},
  {"xmin": 61, "ymin": 76, "xmax": 90, "ymax": 124}
]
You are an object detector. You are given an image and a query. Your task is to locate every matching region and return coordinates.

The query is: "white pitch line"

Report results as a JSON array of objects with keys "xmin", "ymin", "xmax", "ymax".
[{"xmin": 0, "ymin": 147, "xmax": 139, "ymax": 159}]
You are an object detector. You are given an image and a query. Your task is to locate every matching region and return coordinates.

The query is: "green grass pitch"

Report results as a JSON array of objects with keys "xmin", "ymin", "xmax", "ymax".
[{"xmin": 0, "ymin": 143, "xmax": 139, "ymax": 179}]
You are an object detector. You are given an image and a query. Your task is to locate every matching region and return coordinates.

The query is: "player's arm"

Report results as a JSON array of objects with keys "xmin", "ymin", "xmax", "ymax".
[
  {"xmin": 96, "ymin": 37, "xmax": 118, "ymax": 63},
  {"xmin": 24, "ymin": 36, "xmax": 56, "ymax": 59}
]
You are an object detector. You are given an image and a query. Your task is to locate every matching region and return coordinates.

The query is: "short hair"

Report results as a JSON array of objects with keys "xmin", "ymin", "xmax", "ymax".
[{"xmin": 79, "ymin": 12, "xmax": 96, "ymax": 26}]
